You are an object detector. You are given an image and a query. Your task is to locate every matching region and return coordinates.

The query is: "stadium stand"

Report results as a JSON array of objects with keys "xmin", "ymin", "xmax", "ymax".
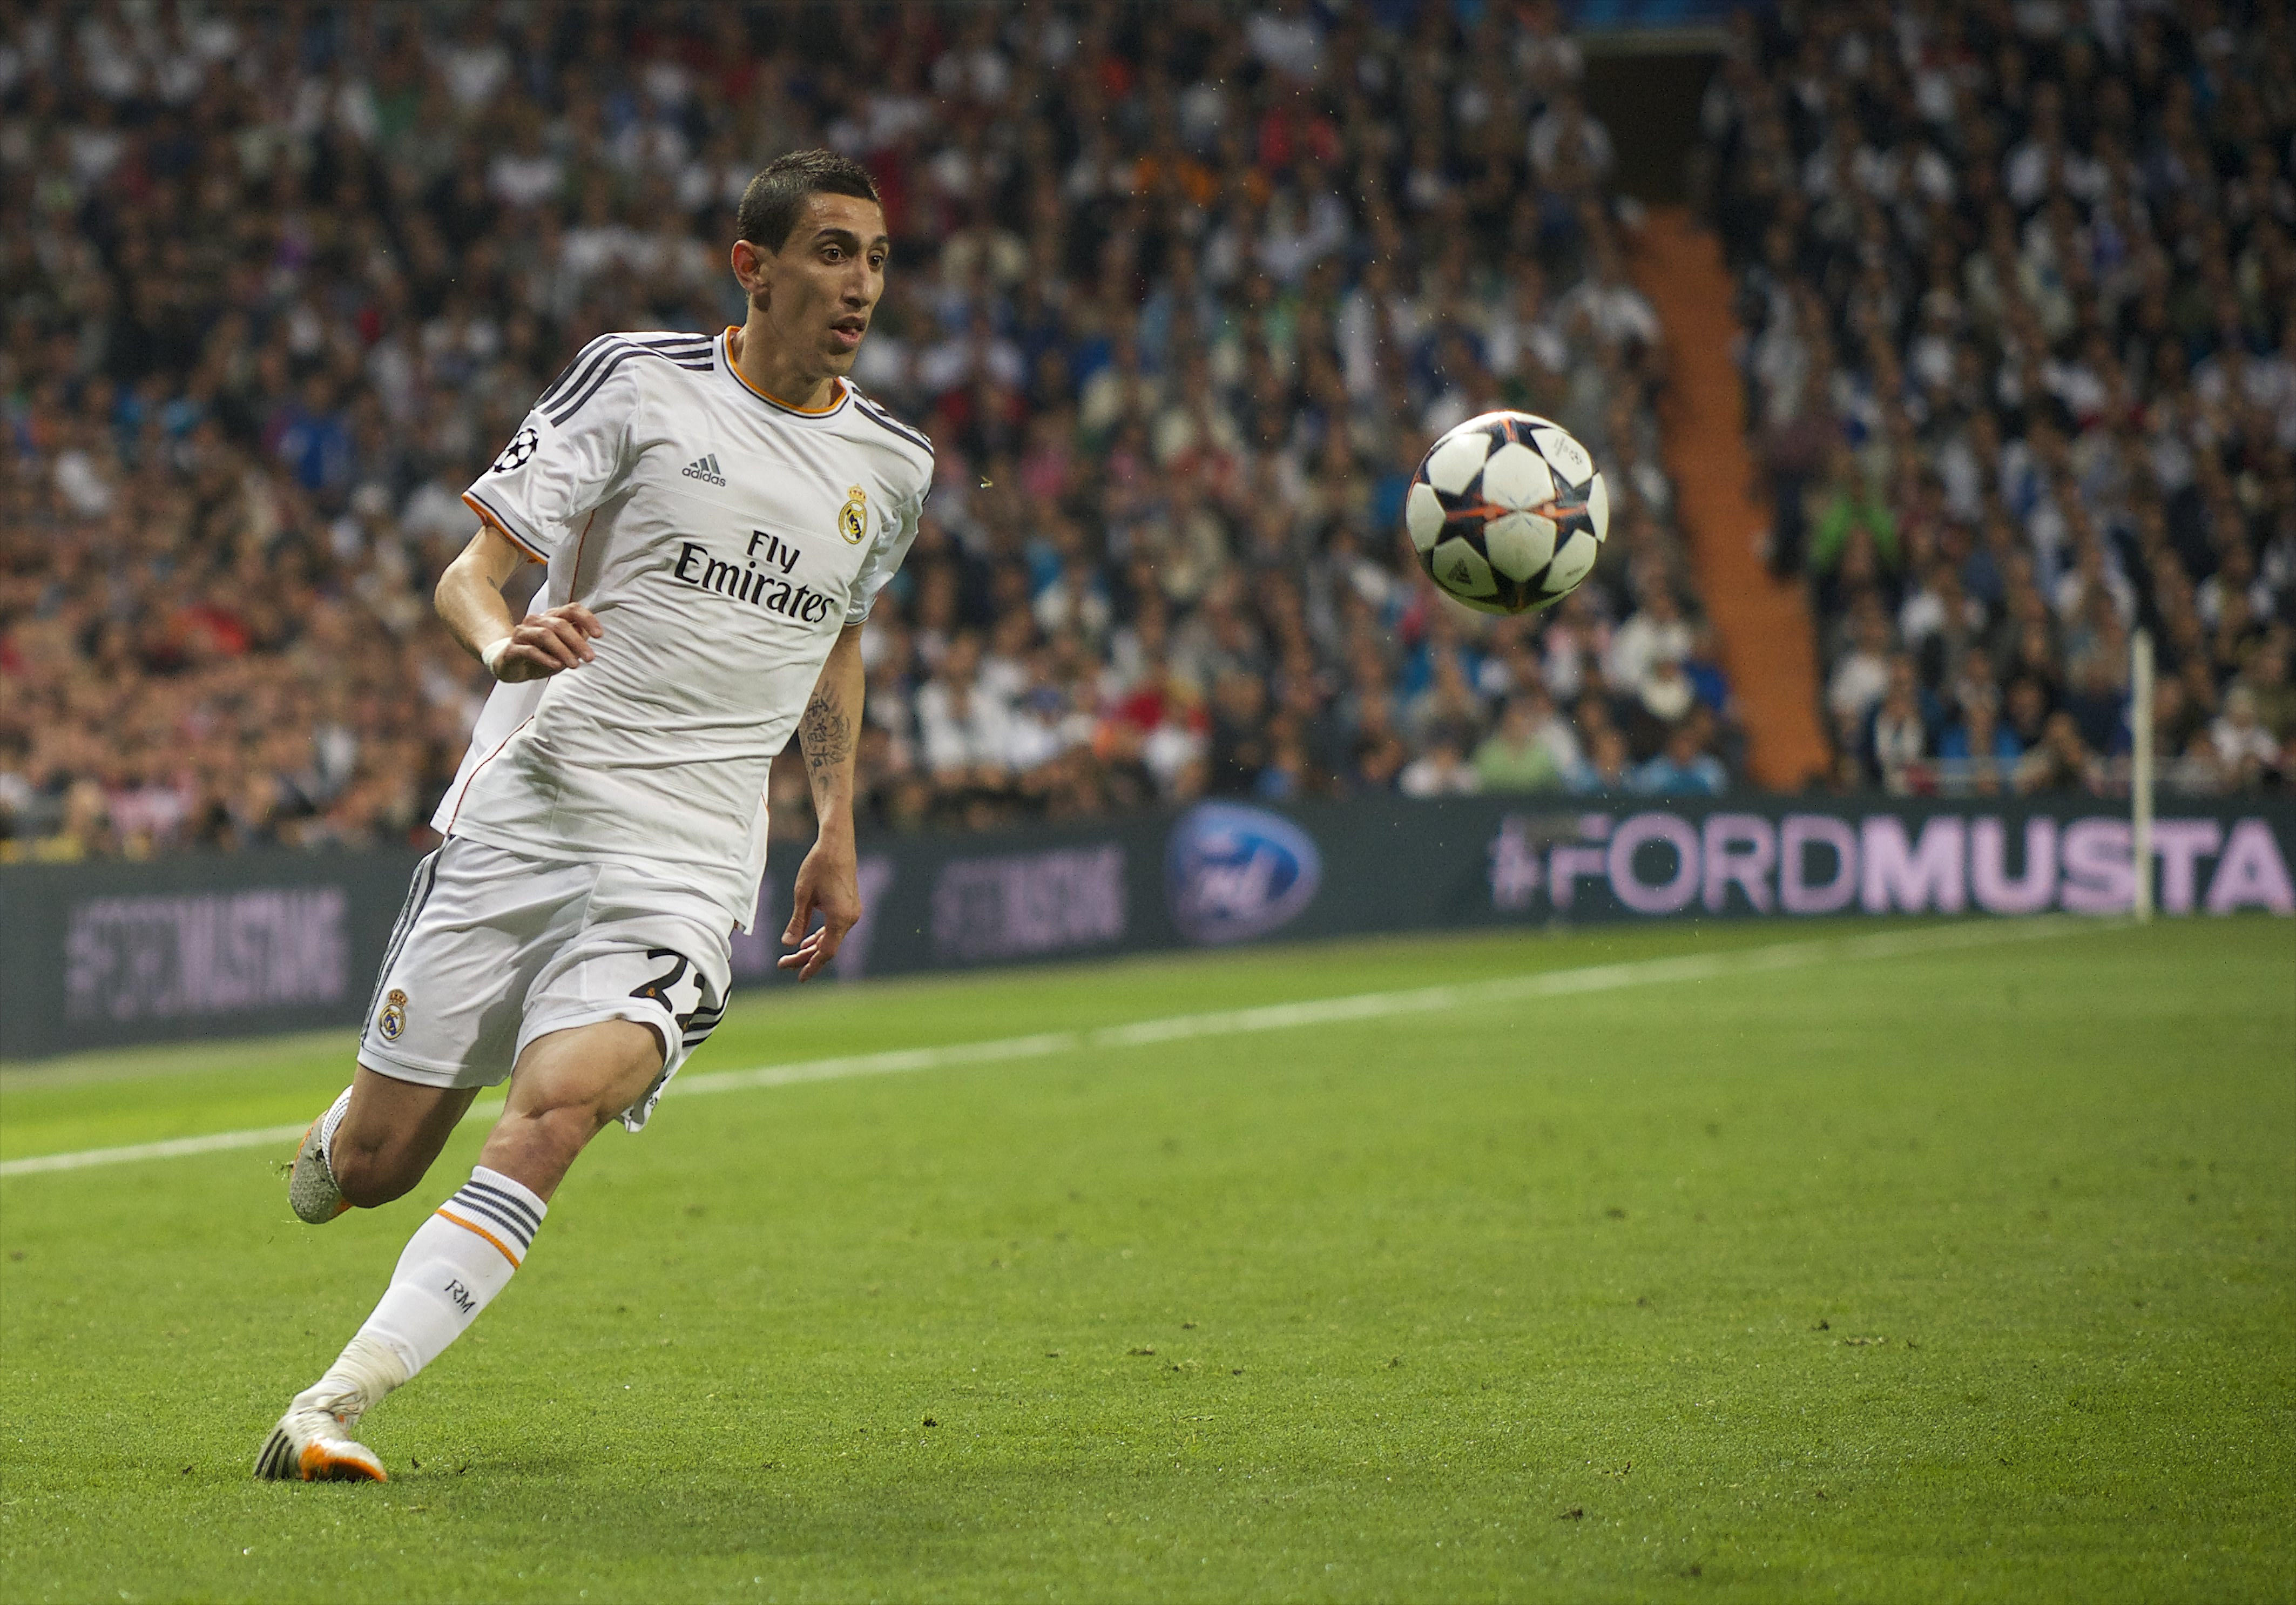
[
  {"xmin": 1702, "ymin": 0, "xmax": 2295, "ymax": 797},
  {"xmin": 1, "ymin": 2, "xmax": 1728, "ymax": 862}
]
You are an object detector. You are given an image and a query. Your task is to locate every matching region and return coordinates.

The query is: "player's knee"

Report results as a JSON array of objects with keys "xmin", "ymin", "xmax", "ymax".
[{"xmin": 512, "ymin": 1021, "xmax": 660, "ymax": 1128}]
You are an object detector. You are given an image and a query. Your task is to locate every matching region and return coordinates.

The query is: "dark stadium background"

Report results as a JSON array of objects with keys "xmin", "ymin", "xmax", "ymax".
[{"xmin": 1, "ymin": 1, "xmax": 2291, "ymax": 1053}]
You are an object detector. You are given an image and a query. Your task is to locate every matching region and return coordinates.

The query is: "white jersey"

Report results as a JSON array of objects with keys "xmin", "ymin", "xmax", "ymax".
[{"xmin": 437, "ymin": 327, "xmax": 931, "ymax": 930}]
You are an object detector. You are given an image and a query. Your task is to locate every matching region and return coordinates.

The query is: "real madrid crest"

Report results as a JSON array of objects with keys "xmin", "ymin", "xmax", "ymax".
[
  {"xmin": 839, "ymin": 484, "xmax": 867, "ymax": 544},
  {"xmin": 378, "ymin": 988, "xmax": 408, "ymax": 1043}
]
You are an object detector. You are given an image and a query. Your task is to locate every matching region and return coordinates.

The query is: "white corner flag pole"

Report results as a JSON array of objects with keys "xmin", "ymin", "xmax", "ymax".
[{"xmin": 2131, "ymin": 629, "xmax": 2155, "ymax": 922}]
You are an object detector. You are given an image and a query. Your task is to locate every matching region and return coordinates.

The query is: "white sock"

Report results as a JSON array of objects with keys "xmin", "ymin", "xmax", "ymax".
[
  {"xmin": 315, "ymin": 1085, "xmax": 354, "ymax": 1176},
  {"xmin": 305, "ymin": 1166, "xmax": 548, "ymax": 1424}
]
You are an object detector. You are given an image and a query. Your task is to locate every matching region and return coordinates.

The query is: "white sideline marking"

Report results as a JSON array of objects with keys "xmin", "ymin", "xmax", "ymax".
[
  {"xmin": 0, "ymin": 1121, "xmax": 316, "ymax": 1176},
  {"xmin": 0, "ymin": 919, "xmax": 2091, "ymax": 1179}
]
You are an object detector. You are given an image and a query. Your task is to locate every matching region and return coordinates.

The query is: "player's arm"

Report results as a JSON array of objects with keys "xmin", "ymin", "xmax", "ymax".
[
  {"xmin": 434, "ymin": 526, "xmax": 603, "ymax": 683},
  {"xmin": 780, "ymin": 622, "xmax": 866, "ymax": 981}
]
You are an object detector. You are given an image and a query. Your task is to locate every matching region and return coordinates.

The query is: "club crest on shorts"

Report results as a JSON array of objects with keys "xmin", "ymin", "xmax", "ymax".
[
  {"xmin": 377, "ymin": 988, "xmax": 408, "ymax": 1043},
  {"xmin": 839, "ymin": 484, "xmax": 867, "ymax": 544}
]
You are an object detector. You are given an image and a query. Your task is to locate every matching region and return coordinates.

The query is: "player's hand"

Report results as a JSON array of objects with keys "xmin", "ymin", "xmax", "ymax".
[
  {"xmin": 490, "ymin": 604, "xmax": 603, "ymax": 682},
  {"xmin": 780, "ymin": 831, "xmax": 861, "ymax": 982}
]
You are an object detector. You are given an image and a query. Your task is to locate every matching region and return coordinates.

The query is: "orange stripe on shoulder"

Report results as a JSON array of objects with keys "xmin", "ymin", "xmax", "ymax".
[{"xmin": 462, "ymin": 493, "xmax": 548, "ymax": 564}]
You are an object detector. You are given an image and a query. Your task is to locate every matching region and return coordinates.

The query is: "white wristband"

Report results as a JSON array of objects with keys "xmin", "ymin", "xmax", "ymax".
[{"xmin": 480, "ymin": 636, "xmax": 512, "ymax": 676}]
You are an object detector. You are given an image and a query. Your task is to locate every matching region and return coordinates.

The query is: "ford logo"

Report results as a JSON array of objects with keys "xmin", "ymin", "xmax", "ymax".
[{"xmin": 1166, "ymin": 804, "xmax": 1322, "ymax": 946}]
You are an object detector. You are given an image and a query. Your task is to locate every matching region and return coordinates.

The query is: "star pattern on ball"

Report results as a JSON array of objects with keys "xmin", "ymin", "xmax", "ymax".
[{"xmin": 1404, "ymin": 411, "xmax": 1610, "ymax": 615}]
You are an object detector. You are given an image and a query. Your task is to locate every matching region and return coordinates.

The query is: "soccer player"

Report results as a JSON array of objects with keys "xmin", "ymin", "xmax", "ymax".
[{"xmin": 254, "ymin": 150, "xmax": 931, "ymax": 1482}]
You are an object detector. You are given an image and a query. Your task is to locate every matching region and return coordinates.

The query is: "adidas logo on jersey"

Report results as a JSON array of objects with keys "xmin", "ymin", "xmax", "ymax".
[{"xmin": 681, "ymin": 453, "xmax": 726, "ymax": 487}]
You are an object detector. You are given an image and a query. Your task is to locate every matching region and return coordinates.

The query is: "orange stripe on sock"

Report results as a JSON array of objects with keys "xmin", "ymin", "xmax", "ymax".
[{"xmin": 434, "ymin": 1206, "xmax": 523, "ymax": 1268}]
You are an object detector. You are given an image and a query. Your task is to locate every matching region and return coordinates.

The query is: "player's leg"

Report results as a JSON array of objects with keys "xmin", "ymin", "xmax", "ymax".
[
  {"xmin": 260, "ymin": 842, "xmax": 590, "ymax": 1478},
  {"xmin": 289, "ymin": 1066, "xmax": 477, "ymax": 1221},
  {"xmin": 332, "ymin": 1021, "xmax": 664, "ymax": 1383},
  {"xmin": 331, "ymin": 1066, "xmax": 481, "ymax": 1205},
  {"xmin": 256, "ymin": 1020, "xmax": 665, "ymax": 1482},
  {"xmin": 258, "ymin": 878, "xmax": 726, "ymax": 1482},
  {"xmin": 477, "ymin": 1018, "xmax": 669, "ymax": 1199},
  {"xmin": 285, "ymin": 840, "xmax": 546, "ymax": 1226}
]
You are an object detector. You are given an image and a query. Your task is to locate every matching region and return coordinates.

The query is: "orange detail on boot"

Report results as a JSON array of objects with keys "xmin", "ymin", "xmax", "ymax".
[{"xmin": 298, "ymin": 1441, "xmax": 386, "ymax": 1482}]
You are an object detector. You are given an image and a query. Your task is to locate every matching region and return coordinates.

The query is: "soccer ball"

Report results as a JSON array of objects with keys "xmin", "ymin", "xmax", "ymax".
[{"xmin": 1404, "ymin": 411, "xmax": 1610, "ymax": 614}]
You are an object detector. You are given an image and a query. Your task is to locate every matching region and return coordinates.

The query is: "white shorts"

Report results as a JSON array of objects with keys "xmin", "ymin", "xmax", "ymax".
[{"xmin": 358, "ymin": 837, "xmax": 732, "ymax": 1131}]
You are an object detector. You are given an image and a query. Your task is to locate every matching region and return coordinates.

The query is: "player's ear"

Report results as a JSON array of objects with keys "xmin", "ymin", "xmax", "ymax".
[{"xmin": 731, "ymin": 238, "xmax": 768, "ymax": 305}]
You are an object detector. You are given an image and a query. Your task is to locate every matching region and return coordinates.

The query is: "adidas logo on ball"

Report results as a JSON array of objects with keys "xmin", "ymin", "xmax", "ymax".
[{"xmin": 681, "ymin": 453, "xmax": 727, "ymax": 487}]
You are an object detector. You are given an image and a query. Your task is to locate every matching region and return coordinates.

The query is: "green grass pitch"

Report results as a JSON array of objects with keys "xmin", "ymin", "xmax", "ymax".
[{"xmin": 2, "ymin": 918, "xmax": 2290, "ymax": 1604}]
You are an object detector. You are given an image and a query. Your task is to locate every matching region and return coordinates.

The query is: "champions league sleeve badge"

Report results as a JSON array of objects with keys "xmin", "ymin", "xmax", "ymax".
[{"xmin": 491, "ymin": 426, "xmax": 539, "ymax": 474}]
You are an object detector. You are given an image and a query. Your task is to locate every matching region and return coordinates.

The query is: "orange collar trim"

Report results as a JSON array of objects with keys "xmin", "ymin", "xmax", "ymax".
[{"xmin": 721, "ymin": 328, "xmax": 846, "ymax": 415}]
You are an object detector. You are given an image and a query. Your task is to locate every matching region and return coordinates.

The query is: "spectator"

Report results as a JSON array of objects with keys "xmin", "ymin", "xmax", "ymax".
[
  {"xmin": 1399, "ymin": 726, "xmax": 1481, "ymax": 798},
  {"xmin": 1807, "ymin": 446, "xmax": 1900, "ymax": 595},
  {"xmin": 1631, "ymin": 720, "xmax": 1727, "ymax": 797},
  {"xmin": 1473, "ymin": 696, "xmax": 1568, "ymax": 793},
  {"xmin": 1527, "ymin": 91, "xmax": 1615, "ymax": 187},
  {"xmin": 1573, "ymin": 726, "xmax": 1634, "ymax": 794},
  {"xmin": 2060, "ymin": 656, "xmax": 2130, "ymax": 761},
  {"xmin": 1627, "ymin": 650, "xmax": 1700, "ymax": 757},
  {"xmin": 2016, "ymin": 713, "xmax": 2096, "ymax": 795},
  {"xmin": 916, "ymin": 638, "xmax": 1012, "ymax": 790},
  {"xmin": 1206, "ymin": 672, "xmax": 1274, "ymax": 797},
  {"xmin": 2003, "ymin": 678, "xmax": 2054, "ymax": 756},
  {"xmin": 1826, "ymin": 609, "xmax": 1894, "ymax": 733},
  {"xmin": 2243, "ymin": 637, "xmax": 2296, "ymax": 745},
  {"xmin": 1868, "ymin": 669, "xmax": 1930, "ymax": 795},
  {"xmin": 1606, "ymin": 585, "xmax": 1693, "ymax": 693},
  {"xmin": 2211, "ymin": 687, "xmax": 2283, "ymax": 788},
  {"xmin": 1938, "ymin": 691, "xmax": 2022, "ymax": 796},
  {"xmin": 1682, "ymin": 623, "xmax": 1734, "ymax": 721}
]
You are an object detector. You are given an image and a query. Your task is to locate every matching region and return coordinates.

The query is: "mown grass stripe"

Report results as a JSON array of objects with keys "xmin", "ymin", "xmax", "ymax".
[{"xmin": 0, "ymin": 919, "xmax": 2097, "ymax": 1179}]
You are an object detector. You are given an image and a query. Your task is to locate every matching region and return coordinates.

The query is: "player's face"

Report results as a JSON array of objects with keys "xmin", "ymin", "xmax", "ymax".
[{"xmin": 757, "ymin": 193, "xmax": 889, "ymax": 379}]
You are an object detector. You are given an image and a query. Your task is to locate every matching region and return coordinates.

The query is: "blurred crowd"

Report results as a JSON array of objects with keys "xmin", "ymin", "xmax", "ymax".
[
  {"xmin": 1, "ymin": 0, "xmax": 1734, "ymax": 863},
  {"xmin": 1705, "ymin": 0, "xmax": 2295, "ymax": 795}
]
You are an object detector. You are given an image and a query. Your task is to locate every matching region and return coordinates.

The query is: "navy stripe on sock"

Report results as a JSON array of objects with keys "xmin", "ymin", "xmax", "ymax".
[
  {"xmin": 460, "ymin": 1180, "xmax": 543, "ymax": 1240},
  {"xmin": 449, "ymin": 1190, "xmax": 538, "ymax": 1250},
  {"xmin": 462, "ymin": 1178, "xmax": 544, "ymax": 1237},
  {"xmin": 458, "ymin": 1185, "xmax": 543, "ymax": 1244},
  {"xmin": 448, "ymin": 1199, "xmax": 533, "ymax": 1253}
]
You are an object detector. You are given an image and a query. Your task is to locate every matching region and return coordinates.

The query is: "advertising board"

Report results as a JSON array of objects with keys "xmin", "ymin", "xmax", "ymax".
[{"xmin": 3, "ymin": 797, "xmax": 2288, "ymax": 1058}]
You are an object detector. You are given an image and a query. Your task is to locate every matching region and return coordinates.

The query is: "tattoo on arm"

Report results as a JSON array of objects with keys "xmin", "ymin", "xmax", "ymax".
[{"xmin": 799, "ymin": 690, "xmax": 854, "ymax": 782}]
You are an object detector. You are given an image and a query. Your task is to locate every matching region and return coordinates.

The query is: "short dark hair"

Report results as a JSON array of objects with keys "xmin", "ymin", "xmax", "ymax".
[{"xmin": 736, "ymin": 149, "xmax": 882, "ymax": 252}]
